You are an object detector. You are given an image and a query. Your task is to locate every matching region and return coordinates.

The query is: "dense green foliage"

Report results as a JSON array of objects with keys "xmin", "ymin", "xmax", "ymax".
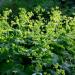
[{"xmin": 0, "ymin": 0, "xmax": 75, "ymax": 75}]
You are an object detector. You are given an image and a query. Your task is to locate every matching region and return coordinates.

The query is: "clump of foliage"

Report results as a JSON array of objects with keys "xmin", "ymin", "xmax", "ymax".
[{"xmin": 0, "ymin": 0, "xmax": 75, "ymax": 75}]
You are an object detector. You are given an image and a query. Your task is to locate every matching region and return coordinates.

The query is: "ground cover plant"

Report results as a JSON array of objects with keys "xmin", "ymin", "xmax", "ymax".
[{"xmin": 0, "ymin": 0, "xmax": 75, "ymax": 75}]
